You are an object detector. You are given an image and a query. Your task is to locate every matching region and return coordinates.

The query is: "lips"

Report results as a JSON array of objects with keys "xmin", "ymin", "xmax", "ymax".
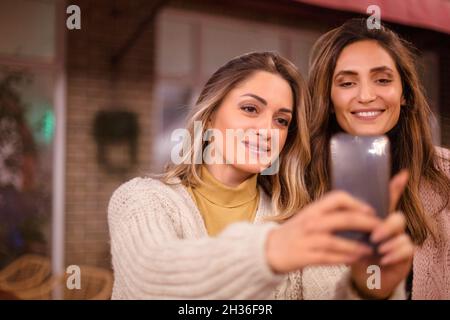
[{"xmin": 351, "ymin": 109, "xmax": 385, "ymax": 120}]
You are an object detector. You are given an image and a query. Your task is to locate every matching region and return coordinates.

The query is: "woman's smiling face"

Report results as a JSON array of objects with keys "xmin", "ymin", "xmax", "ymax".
[
  {"xmin": 209, "ymin": 70, "xmax": 293, "ymax": 174},
  {"xmin": 331, "ymin": 40, "xmax": 405, "ymax": 136}
]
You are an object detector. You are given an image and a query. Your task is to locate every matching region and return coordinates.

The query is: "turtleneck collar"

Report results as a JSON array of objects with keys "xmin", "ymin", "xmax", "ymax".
[{"xmin": 194, "ymin": 166, "xmax": 259, "ymax": 208}]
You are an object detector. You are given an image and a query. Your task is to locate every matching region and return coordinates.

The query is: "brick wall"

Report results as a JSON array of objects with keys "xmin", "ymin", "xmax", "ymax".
[{"xmin": 65, "ymin": 0, "xmax": 159, "ymax": 268}]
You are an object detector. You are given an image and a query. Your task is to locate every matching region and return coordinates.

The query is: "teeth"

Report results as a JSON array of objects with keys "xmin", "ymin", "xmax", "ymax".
[
  {"xmin": 244, "ymin": 142, "xmax": 269, "ymax": 153},
  {"xmin": 249, "ymin": 146, "xmax": 266, "ymax": 153},
  {"xmin": 354, "ymin": 111, "xmax": 382, "ymax": 117}
]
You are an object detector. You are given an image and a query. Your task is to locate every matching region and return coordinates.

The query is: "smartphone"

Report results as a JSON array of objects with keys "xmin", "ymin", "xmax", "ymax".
[{"xmin": 330, "ymin": 133, "xmax": 391, "ymax": 244}]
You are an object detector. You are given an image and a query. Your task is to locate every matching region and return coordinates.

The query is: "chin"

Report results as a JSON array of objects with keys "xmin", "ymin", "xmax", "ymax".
[
  {"xmin": 233, "ymin": 163, "xmax": 272, "ymax": 175},
  {"xmin": 348, "ymin": 126, "xmax": 387, "ymax": 136}
]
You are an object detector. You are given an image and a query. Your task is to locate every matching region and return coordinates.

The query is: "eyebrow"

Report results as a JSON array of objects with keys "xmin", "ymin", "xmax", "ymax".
[
  {"xmin": 370, "ymin": 66, "xmax": 394, "ymax": 74},
  {"xmin": 334, "ymin": 66, "xmax": 394, "ymax": 79},
  {"xmin": 240, "ymin": 93, "xmax": 293, "ymax": 114},
  {"xmin": 241, "ymin": 93, "xmax": 267, "ymax": 105}
]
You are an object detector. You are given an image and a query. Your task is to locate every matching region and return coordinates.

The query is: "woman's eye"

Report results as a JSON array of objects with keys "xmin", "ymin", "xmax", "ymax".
[
  {"xmin": 241, "ymin": 105, "xmax": 257, "ymax": 113},
  {"xmin": 275, "ymin": 118, "xmax": 289, "ymax": 127},
  {"xmin": 376, "ymin": 78, "xmax": 392, "ymax": 85},
  {"xmin": 339, "ymin": 82, "xmax": 354, "ymax": 88}
]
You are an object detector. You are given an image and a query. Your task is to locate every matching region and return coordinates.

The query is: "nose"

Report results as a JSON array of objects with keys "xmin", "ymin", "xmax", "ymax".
[
  {"xmin": 255, "ymin": 113, "xmax": 274, "ymax": 141},
  {"xmin": 358, "ymin": 81, "xmax": 376, "ymax": 103}
]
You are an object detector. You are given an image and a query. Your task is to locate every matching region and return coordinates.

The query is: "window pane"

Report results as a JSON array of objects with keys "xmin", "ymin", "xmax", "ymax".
[
  {"xmin": 156, "ymin": 12, "xmax": 193, "ymax": 77},
  {"xmin": 290, "ymin": 31, "xmax": 321, "ymax": 76},
  {"xmin": 202, "ymin": 22, "xmax": 282, "ymax": 76},
  {"xmin": 0, "ymin": 0, "xmax": 55, "ymax": 61},
  {"xmin": 0, "ymin": 67, "xmax": 54, "ymax": 269},
  {"xmin": 152, "ymin": 82, "xmax": 194, "ymax": 172}
]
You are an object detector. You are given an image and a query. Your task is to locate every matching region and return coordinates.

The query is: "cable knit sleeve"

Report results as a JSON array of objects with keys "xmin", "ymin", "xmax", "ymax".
[{"xmin": 108, "ymin": 177, "xmax": 284, "ymax": 299}]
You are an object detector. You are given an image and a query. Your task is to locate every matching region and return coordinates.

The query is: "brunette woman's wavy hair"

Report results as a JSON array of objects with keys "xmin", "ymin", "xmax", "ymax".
[{"xmin": 307, "ymin": 18, "xmax": 450, "ymax": 245}]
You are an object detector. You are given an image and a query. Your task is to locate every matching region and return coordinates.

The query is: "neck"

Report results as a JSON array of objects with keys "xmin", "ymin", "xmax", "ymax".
[
  {"xmin": 205, "ymin": 164, "xmax": 254, "ymax": 187},
  {"xmin": 386, "ymin": 121, "xmax": 401, "ymax": 142}
]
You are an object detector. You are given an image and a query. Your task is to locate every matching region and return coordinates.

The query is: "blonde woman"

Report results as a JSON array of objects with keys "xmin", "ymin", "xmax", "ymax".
[
  {"xmin": 307, "ymin": 19, "xmax": 450, "ymax": 299},
  {"xmin": 108, "ymin": 52, "xmax": 413, "ymax": 299}
]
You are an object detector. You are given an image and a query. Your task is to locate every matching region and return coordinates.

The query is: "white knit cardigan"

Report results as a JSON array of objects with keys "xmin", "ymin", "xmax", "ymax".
[{"xmin": 108, "ymin": 177, "xmax": 405, "ymax": 300}]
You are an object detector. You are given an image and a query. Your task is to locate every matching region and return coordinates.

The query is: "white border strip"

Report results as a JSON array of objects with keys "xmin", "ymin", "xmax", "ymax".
[{"xmin": 51, "ymin": 0, "xmax": 67, "ymax": 299}]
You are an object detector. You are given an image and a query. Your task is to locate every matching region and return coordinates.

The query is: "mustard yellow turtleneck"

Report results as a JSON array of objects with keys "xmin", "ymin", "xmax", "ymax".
[{"xmin": 187, "ymin": 166, "xmax": 260, "ymax": 237}]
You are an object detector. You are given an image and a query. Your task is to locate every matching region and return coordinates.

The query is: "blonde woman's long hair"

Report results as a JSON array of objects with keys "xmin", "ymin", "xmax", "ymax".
[{"xmin": 160, "ymin": 52, "xmax": 311, "ymax": 220}]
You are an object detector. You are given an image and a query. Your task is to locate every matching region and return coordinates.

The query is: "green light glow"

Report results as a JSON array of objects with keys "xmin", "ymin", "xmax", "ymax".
[{"xmin": 41, "ymin": 109, "xmax": 55, "ymax": 144}]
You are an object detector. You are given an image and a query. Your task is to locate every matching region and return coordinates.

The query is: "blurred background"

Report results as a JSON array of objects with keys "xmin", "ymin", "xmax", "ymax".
[{"xmin": 0, "ymin": 0, "xmax": 449, "ymax": 299}]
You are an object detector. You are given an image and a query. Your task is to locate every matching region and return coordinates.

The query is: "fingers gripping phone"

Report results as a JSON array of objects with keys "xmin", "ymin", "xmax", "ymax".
[{"xmin": 330, "ymin": 133, "xmax": 391, "ymax": 244}]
